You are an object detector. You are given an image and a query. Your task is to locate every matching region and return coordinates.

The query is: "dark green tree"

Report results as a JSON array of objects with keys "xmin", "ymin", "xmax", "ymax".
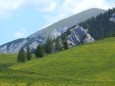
[
  {"xmin": 35, "ymin": 44, "xmax": 44, "ymax": 58},
  {"xmin": 17, "ymin": 48, "xmax": 26, "ymax": 62},
  {"xmin": 62, "ymin": 33, "xmax": 69, "ymax": 50},
  {"xmin": 55, "ymin": 36, "xmax": 62, "ymax": 51},
  {"xmin": 26, "ymin": 46, "xmax": 32, "ymax": 60},
  {"xmin": 79, "ymin": 8, "xmax": 115, "ymax": 40},
  {"xmin": 45, "ymin": 37, "xmax": 53, "ymax": 54}
]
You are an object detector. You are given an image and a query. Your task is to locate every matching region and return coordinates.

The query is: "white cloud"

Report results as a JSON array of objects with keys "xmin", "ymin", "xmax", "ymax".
[
  {"xmin": 0, "ymin": 0, "xmax": 114, "ymax": 21},
  {"xmin": 0, "ymin": 0, "xmax": 58, "ymax": 19},
  {"xmin": 13, "ymin": 28, "xmax": 27, "ymax": 38},
  {"xmin": 31, "ymin": 0, "xmax": 57, "ymax": 12},
  {"xmin": 0, "ymin": 0, "xmax": 25, "ymax": 10},
  {"xmin": 61, "ymin": 0, "xmax": 113, "ymax": 14},
  {"xmin": 0, "ymin": 0, "xmax": 28, "ymax": 19},
  {"xmin": 43, "ymin": 0, "xmax": 114, "ymax": 23},
  {"xmin": 41, "ymin": 1, "xmax": 57, "ymax": 12},
  {"xmin": 13, "ymin": 31, "xmax": 25, "ymax": 38}
]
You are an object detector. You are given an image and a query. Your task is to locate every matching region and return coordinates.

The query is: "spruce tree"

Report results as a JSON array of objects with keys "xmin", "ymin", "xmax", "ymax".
[
  {"xmin": 35, "ymin": 44, "xmax": 44, "ymax": 58},
  {"xmin": 26, "ymin": 46, "xmax": 32, "ymax": 60},
  {"xmin": 17, "ymin": 48, "xmax": 26, "ymax": 62},
  {"xmin": 45, "ymin": 37, "xmax": 53, "ymax": 54},
  {"xmin": 55, "ymin": 36, "xmax": 62, "ymax": 51},
  {"xmin": 62, "ymin": 33, "xmax": 69, "ymax": 50}
]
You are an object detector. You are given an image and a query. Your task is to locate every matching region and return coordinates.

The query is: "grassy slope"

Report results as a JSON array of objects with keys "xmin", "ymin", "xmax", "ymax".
[{"xmin": 0, "ymin": 37, "xmax": 115, "ymax": 86}]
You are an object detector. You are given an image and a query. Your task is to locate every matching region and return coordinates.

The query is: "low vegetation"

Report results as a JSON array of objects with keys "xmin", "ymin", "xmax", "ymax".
[
  {"xmin": 17, "ymin": 48, "xmax": 26, "ymax": 62},
  {"xmin": 0, "ymin": 37, "xmax": 115, "ymax": 86}
]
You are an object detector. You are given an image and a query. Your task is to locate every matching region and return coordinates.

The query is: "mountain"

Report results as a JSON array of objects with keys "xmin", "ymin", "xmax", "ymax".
[
  {"xmin": 29, "ymin": 8, "xmax": 105, "ymax": 38},
  {"xmin": 0, "ymin": 8, "xmax": 105, "ymax": 53}
]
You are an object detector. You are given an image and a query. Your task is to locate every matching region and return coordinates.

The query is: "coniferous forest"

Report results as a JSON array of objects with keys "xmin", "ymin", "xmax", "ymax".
[{"xmin": 80, "ymin": 8, "xmax": 115, "ymax": 40}]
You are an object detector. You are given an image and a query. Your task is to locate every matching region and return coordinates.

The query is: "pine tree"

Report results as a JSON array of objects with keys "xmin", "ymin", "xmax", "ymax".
[
  {"xmin": 79, "ymin": 8, "xmax": 115, "ymax": 40},
  {"xmin": 26, "ymin": 46, "xmax": 32, "ymax": 60},
  {"xmin": 55, "ymin": 36, "xmax": 62, "ymax": 51},
  {"xmin": 59, "ymin": 44, "xmax": 62, "ymax": 51},
  {"xmin": 62, "ymin": 33, "xmax": 69, "ymax": 50},
  {"xmin": 17, "ymin": 48, "xmax": 26, "ymax": 62},
  {"xmin": 45, "ymin": 37, "xmax": 53, "ymax": 54},
  {"xmin": 35, "ymin": 44, "xmax": 44, "ymax": 58}
]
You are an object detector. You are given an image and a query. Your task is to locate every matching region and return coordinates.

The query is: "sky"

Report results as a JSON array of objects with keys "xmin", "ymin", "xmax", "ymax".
[{"xmin": 0, "ymin": 0, "xmax": 114, "ymax": 45}]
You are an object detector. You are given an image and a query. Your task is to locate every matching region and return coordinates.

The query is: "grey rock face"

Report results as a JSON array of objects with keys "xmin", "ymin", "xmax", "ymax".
[
  {"xmin": 67, "ymin": 26, "xmax": 94, "ymax": 46},
  {"xmin": 110, "ymin": 13, "xmax": 115, "ymax": 22}
]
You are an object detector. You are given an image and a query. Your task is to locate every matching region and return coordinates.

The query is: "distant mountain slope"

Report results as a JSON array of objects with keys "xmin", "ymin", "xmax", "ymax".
[
  {"xmin": 0, "ymin": 8, "xmax": 105, "ymax": 53},
  {"xmin": 0, "ymin": 39, "xmax": 25, "ymax": 53},
  {"xmin": 29, "ymin": 8, "xmax": 105, "ymax": 38}
]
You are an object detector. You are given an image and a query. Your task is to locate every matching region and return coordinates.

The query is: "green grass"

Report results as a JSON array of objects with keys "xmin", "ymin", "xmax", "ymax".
[{"xmin": 0, "ymin": 37, "xmax": 115, "ymax": 86}]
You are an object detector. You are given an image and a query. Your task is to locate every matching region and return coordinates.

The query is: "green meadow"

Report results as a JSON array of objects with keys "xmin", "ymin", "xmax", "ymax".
[{"xmin": 0, "ymin": 37, "xmax": 115, "ymax": 86}]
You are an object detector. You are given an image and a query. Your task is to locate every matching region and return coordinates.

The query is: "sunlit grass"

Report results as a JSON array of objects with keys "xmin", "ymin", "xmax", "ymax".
[{"xmin": 0, "ymin": 37, "xmax": 115, "ymax": 86}]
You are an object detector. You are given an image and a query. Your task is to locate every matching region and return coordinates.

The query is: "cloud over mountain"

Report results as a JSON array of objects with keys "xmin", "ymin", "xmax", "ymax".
[{"xmin": 0, "ymin": 0, "xmax": 114, "ymax": 20}]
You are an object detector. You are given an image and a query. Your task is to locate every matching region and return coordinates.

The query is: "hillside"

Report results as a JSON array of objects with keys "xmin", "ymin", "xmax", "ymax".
[
  {"xmin": 80, "ymin": 8, "xmax": 115, "ymax": 40},
  {"xmin": 0, "ymin": 37, "xmax": 115, "ymax": 86},
  {"xmin": 0, "ymin": 8, "xmax": 105, "ymax": 53}
]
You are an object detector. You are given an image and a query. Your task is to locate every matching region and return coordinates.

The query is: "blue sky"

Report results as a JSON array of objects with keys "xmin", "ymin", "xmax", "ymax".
[{"xmin": 0, "ymin": 0, "xmax": 114, "ymax": 45}]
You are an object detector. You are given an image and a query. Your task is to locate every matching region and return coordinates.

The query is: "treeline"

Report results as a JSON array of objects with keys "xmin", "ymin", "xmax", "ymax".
[
  {"xmin": 79, "ymin": 8, "xmax": 115, "ymax": 40},
  {"xmin": 17, "ymin": 33, "xmax": 69, "ymax": 62}
]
